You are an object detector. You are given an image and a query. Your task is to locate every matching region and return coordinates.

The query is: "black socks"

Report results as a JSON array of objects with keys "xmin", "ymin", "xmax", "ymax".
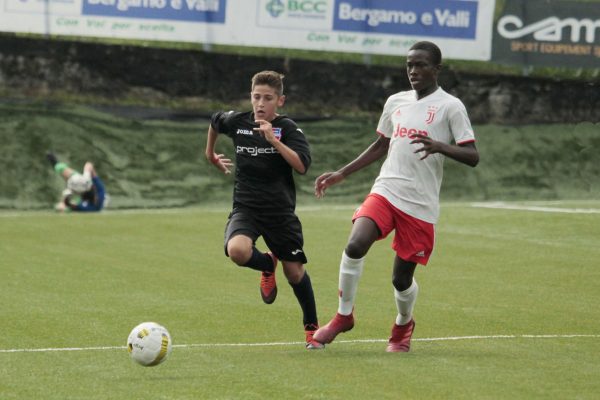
[
  {"xmin": 242, "ymin": 247, "xmax": 275, "ymax": 273},
  {"xmin": 290, "ymin": 272, "xmax": 318, "ymax": 328}
]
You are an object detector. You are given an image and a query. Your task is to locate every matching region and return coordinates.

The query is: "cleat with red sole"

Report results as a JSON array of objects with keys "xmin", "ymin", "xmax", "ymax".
[
  {"xmin": 260, "ymin": 252, "xmax": 278, "ymax": 304},
  {"xmin": 313, "ymin": 313, "xmax": 354, "ymax": 344},
  {"xmin": 386, "ymin": 319, "xmax": 415, "ymax": 353},
  {"xmin": 304, "ymin": 324, "xmax": 325, "ymax": 350}
]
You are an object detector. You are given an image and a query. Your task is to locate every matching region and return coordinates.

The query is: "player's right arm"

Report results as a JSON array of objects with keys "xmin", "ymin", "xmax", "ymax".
[
  {"xmin": 315, "ymin": 134, "xmax": 390, "ymax": 198},
  {"xmin": 205, "ymin": 122, "xmax": 233, "ymax": 175}
]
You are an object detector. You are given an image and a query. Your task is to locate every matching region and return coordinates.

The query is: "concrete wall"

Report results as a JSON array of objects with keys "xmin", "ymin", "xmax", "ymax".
[{"xmin": 0, "ymin": 35, "xmax": 598, "ymax": 124}]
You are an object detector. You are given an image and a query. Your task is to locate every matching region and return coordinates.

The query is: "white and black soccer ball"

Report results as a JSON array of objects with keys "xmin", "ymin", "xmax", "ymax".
[
  {"xmin": 66, "ymin": 173, "xmax": 92, "ymax": 194},
  {"xmin": 127, "ymin": 322, "xmax": 172, "ymax": 366}
]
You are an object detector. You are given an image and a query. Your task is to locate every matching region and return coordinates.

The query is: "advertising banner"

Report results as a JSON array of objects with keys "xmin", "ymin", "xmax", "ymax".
[
  {"xmin": 492, "ymin": 0, "xmax": 600, "ymax": 68},
  {"xmin": 0, "ymin": 0, "xmax": 495, "ymax": 60}
]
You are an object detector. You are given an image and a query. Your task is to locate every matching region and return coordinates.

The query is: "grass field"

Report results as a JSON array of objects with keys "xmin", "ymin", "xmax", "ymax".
[{"xmin": 1, "ymin": 201, "xmax": 600, "ymax": 399}]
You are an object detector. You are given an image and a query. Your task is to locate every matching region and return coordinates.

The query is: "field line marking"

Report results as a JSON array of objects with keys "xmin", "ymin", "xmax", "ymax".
[
  {"xmin": 0, "ymin": 345, "xmax": 126, "ymax": 353},
  {"xmin": 2, "ymin": 334, "xmax": 599, "ymax": 353},
  {"xmin": 0, "ymin": 205, "xmax": 359, "ymax": 218},
  {"xmin": 3, "ymin": 202, "xmax": 600, "ymax": 218},
  {"xmin": 470, "ymin": 202, "xmax": 600, "ymax": 214}
]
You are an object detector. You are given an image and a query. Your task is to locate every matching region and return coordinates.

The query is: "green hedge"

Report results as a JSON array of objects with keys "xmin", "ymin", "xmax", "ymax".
[{"xmin": 0, "ymin": 102, "xmax": 598, "ymax": 210}]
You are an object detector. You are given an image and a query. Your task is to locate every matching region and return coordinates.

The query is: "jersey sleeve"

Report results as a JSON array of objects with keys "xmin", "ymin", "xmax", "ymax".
[
  {"xmin": 376, "ymin": 95, "xmax": 397, "ymax": 138},
  {"xmin": 210, "ymin": 110, "xmax": 236, "ymax": 137},
  {"xmin": 448, "ymin": 100, "xmax": 475, "ymax": 145},
  {"xmin": 282, "ymin": 122, "xmax": 311, "ymax": 173}
]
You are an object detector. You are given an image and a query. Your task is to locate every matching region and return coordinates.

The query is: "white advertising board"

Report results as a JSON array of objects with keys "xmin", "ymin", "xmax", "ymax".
[{"xmin": 0, "ymin": 0, "xmax": 495, "ymax": 60}]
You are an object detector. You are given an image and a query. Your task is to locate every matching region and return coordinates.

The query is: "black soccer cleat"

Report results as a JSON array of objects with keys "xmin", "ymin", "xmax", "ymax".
[{"xmin": 46, "ymin": 152, "xmax": 58, "ymax": 167}]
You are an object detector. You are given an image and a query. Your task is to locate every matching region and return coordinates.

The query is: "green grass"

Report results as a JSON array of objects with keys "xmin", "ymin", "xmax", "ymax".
[{"xmin": 1, "ymin": 202, "xmax": 600, "ymax": 399}]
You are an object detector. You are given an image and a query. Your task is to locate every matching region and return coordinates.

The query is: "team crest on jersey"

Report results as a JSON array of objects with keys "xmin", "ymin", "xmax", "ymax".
[
  {"xmin": 425, "ymin": 106, "xmax": 438, "ymax": 125},
  {"xmin": 272, "ymin": 127, "xmax": 282, "ymax": 140}
]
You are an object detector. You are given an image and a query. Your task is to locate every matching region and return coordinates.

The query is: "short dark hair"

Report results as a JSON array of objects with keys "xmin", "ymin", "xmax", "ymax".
[
  {"xmin": 409, "ymin": 41, "xmax": 442, "ymax": 65},
  {"xmin": 251, "ymin": 70, "xmax": 285, "ymax": 96}
]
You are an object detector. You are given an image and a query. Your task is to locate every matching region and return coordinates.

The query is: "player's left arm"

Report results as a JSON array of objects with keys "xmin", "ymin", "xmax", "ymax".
[
  {"xmin": 254, "ymin": 119, "xmax": 309, "ymax": 174},
  {"xmin": 411, "ymin": 101, "xmax": 479, "ymax": 167},
  {"xmin": 411, "ymin": 135, "xmax": 479, "ymax": 167}
]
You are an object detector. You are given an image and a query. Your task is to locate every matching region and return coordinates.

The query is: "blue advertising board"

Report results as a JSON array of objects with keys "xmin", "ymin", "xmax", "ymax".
[
  {"xmin": 333, "ymin": 0, "xmax": 478, "ymax": 39},
  {"xmin": 82, "ymin": 0, "xmax": 227, "ymax": 23}
]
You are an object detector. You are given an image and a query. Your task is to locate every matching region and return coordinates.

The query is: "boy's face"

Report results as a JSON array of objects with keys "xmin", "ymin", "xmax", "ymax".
[
  {"xmin": 251, "ymin": 84, "xmax": 285, "ymax": 122},
  {"xmin": 406, "ymin": 49, "xmax": 440, "ymax": 93}
]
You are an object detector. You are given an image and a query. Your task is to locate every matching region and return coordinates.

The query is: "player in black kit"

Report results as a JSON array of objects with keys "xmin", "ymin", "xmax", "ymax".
[{"xmin": 205, "ymin": 70, "xmax": 323, "ymax": 349}]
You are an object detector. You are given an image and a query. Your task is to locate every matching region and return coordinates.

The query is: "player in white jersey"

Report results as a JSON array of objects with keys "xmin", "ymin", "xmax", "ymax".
[{"xmin": 312, "ymin": 41, "xmax": 479, "ymax": 352}]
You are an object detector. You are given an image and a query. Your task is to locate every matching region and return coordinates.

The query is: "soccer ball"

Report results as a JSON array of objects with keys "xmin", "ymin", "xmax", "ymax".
[
  {"xmin": 127, "ymin": 322, "xmax": 173, "ymax": 366},
  {"xmin": 66, "ymin": 173, "xmax": 92, "ymax": 194}
]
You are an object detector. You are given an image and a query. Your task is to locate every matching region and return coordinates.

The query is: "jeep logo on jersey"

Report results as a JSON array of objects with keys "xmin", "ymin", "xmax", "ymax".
[
  {"xmin": 393, "ymin": 126, "xmax": 429, "ymax": 139},
  {"xmin": 272, "ymin": 127, "xmax": 282, "ymax": 140}
]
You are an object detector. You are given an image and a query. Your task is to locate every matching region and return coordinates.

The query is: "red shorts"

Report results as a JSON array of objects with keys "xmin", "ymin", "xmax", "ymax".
[{"xmin": 352, "ymin": 193, "xmax": 435, "ymax": 265}]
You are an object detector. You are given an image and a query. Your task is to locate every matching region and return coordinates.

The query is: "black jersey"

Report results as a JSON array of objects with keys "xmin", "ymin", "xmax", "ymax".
[{"xmin": 211, "ymin": 111, "xmax": 311, "ymax": 213}]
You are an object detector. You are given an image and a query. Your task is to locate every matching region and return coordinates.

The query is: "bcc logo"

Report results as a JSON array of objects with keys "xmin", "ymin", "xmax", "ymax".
[
  {"xmin": 266, "ymin": 0, "xmax": 327, "ymax": 18},
  {"xmin": 266, "ymin": 0, "xmax": 285, "ymax": 17}
]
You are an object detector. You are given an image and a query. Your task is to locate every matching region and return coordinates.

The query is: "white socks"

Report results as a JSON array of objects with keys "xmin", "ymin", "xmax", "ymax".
[
  {"xmin": 337, "ymin": 250, "xmax": 418, "ymax": 324},
  {"xmin": 337, "ymin": 251, "xmax": 364, "ymax": 316},
  {"xmin": 394, "ymin": 278, "xmax": 419, "ymax": 326}
]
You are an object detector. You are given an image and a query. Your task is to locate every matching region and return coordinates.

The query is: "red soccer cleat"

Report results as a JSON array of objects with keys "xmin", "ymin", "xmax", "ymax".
[
  {"xmin": 304, "ymin": 324, "xmax": 325, "ymax": 350},
  {"xmin": 260, "ymin": 252, "xmax": 278, "ymax": 304},
  {"xmin": 313, "ymin": 313, "xmax": 354, "ymax": 344},
  {"xmin": 386, "ymin": 319, "xmax": 416, "ymax": 352}
]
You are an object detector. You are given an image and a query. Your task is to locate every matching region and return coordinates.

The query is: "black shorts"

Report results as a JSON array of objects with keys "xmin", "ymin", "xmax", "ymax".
[{"xmin": 224, "ymin": 208, "xmax": 308, "ymax": 264}]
